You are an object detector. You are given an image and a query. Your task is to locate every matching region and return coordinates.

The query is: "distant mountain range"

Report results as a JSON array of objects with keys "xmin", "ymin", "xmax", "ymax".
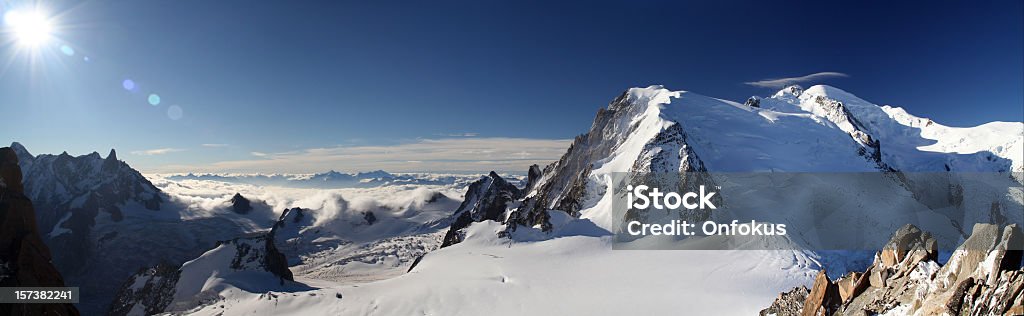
[{"xmin": 165, "ymin": 170, "xmax": 482, "ymax": 189}]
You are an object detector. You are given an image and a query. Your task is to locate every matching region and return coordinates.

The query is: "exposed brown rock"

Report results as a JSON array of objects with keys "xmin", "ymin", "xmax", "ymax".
[
  {"xmin": 836, "ymin": 271, "xmax": 869, "ymax": 303},
  {"xmin": 764, "ymin": 224, "xmax": 1024, "ymax": 316},
  {"xmin": 802, "ymin": 269, "xmax": 841, "ymax": 316},
  {"xmin": 760, "ymin": 286, "xmax": 808, "ymax": 316}
]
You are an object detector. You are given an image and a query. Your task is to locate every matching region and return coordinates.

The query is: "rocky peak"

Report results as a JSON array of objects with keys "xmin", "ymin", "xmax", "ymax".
[
  {"xmin": 102, "ymin": 148, "xmax": 120, "ymax": 171},
  {"xmin": 744, "ymin": 96, "xmax": 761, "ymax": 108},
  {"xmin": 774, "ymin": 85, "xmax": 804, "ymax": 98},
  {"xmin": 524, "ymin": 164, "xmax": 542, "ymax": 193},
  {"xmin": 440, "ymin": 172, "xmax": 522, "ymax": 248},
  {"xmin": 230, "ymin": 193, "xmax": 253, "ymax": 214},
  {"xmin": 363, "ymin": 211, "xmax": 377, "ymax": 225},
  {"xmin": 9, "ymin": 142, "xmax": 32, "ymax": 159}
]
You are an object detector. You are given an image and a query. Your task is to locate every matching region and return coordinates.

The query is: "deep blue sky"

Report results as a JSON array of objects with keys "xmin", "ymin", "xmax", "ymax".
[{"xmin": 1, "ymin": 0, "xmax": 1021, "ymax": 172}]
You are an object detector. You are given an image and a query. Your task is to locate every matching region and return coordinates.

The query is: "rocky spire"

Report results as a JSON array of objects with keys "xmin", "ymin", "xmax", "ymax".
[
  {"xmin": 102, "ymin": 148, "xmax": 120, "ymax": 171},
  {"xmin": 230, "ymin": 193, "xmax": 253, "ymax": 214}
]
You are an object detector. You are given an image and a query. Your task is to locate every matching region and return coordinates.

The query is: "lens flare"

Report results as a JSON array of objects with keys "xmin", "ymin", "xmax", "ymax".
[
  {"xmin": 167, "ymin": 105, "xmax": 183, "ymax": 120},
  {"xmin": 148, "ymin": 94, "xmax": 161, "ymax": 106},
  {"xmin": 59, "ymin": 44, "xmax": 74, "ymax": 56},
  {"xmin": 4, "ymin": 9, "xmax": 53, "ymax": 47},
  {"xmin": 122, "ymin": 79, "xmax": 136, "ymax": 91}
]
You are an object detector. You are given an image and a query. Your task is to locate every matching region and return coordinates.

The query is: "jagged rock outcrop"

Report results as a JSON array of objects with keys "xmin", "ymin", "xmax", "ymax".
[
  {"xmin": 802, "ymin": 270, "xmax": 842, "ymax": 316},
  {"xmin": 224, "ymin": 233, "xmax": 294, "ymax": 283},
  {"xmin": 760, "ymin": 286, "xmax": 809, "ymax": 316},
  {"xmin": 229, "ymin": 193, "xmax": 253, "ymax": 214},
  {"xmin": 0, "ymin": 147, "xmax": 80, "ymax": 316},
  {"xmin": 440, "ymin": 172, "xmax": 522, "ymax": 247},
  {"xmin": 524, "ymin": 164, "xmax": 542, "ymax": 193},
  {"xmin": 108, "ymin": 233, "xmax": 293, "ymax": 315},
  {"xmin": 107, "ymin": 263, "xmax": 179, "ymax": 316},
  {"xmin": 762, "ymin": 223, "xmax": 1024, "ymax": 315},
  {"xmin": 363, "ymin": 211, "xmax": 377, "ymax": 225},
  {"xmin": 745, "ymin": 96, "xmax": 761, "ymax": 108}
]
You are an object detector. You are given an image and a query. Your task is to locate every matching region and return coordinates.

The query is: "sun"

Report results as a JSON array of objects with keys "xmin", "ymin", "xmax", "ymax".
[{"xmin": 4, "ymin": 9, "xmax": 53, "ymax": 47}]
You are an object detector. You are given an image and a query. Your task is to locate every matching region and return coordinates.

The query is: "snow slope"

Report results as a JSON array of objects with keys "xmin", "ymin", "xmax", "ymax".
[{"xmin": 180, "ymin": 221, "xmax": 820, "ymax": 316}]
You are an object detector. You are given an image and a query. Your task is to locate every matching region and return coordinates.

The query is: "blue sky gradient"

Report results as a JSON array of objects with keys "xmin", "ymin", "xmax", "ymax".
[{"xmin": 1, "ymin": 0, "xmax": 1021, "ymax": 172}]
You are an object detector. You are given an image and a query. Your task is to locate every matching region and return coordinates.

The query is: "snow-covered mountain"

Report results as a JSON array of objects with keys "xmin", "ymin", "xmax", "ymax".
[
  {"xmin": 11, "ymin": 142, "xmax": 162, "ymax": 248},
  {"xmin": 151, "ymin": 84, "xmax": 1020, "ymax": 315}
]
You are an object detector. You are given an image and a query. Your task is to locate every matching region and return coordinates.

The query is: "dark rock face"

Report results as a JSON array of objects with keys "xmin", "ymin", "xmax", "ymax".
[
  {"xmin": 763, "ymin": 223, "xmax": 1024, "ymax": 315},
  {"xmin": 224, "ymin": 233, "xmax": 294, "ymax": 283},
  {"xmin": 744, "ymin": 96, "xmax": 761, "ymax": 108},
  {"xmin": 524, "ymin": 164, "xmax": 542, "ymax": 193},
  {"xmin": 440, "ymin": 172, "xmax": 522, "ymax": 248},
  {"xmin": 0, "ymin": 147, "xmax": 80, "ymax": 316},
  {"xmin": 107, "ymin": 263, "xmax": 179, "ymax": 316},
  {"xmin": 507, "ymin": 91, "xmax": 664, "ymax": 231},
  {"xmin": 425, "ymin": 192, "xmax": 447, "ymax": 203},
  {"xmin": 230, "ymin": 193, "xmax": 253, "ymax": 214},
  {"xmin": 363, "ymin": 211, "xmax": 377, "ymax": 225}
]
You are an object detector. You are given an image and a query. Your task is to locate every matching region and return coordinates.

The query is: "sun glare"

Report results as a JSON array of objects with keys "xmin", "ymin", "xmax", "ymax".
[{"xmin": 4, "ymin": 9, "xmax": 53, "ymax": 47}]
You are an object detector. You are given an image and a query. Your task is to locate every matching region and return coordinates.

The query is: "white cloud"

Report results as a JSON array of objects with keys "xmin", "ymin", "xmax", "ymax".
[
  {"xmin": 438, "ymin": 133, "xmax": 479, "ymax": 137},
  {"xmin": 744, "ymin": 72, "xmax": 849, "ymax": 89},
  {"xmin": 148, "ymin": 175, "xmax": 469, "ymax": 231},
  {"xmin": 150, "ymin": 137, "xmax": 572, "ymax": 173},
  {"xmin": 131, "ymin": 148, "xmax": 185, "ymax": 156},
  {"xmin": 202, "ymin": 143, "xmax": 229, "ymax": 148}
]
